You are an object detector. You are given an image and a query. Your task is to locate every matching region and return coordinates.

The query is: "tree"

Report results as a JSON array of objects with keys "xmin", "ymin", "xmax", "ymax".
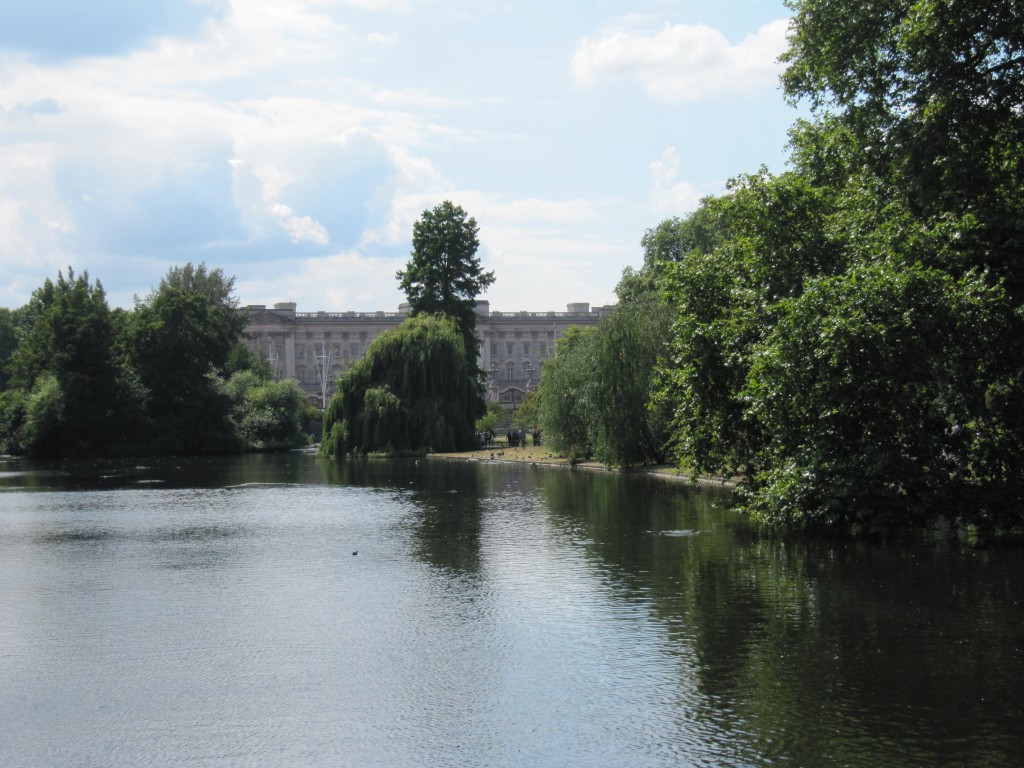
[
  {"xmin": 477, "ymin": 402, "xmax": 505, "ymax": 434},
  {"xmin": 146, "ymin": 263, "xmax": 247, "ymax": 336},
  {"xmin": 781, "ymin": 0, "xmax": 1024, "ymax": 295},
  {"xmin": 19, "ymin": 374, "xmax": 64, "ymax": 457},
  {"xmin": 588, "ymin": 285, "xmax": 674, "ymax": 467},
  {"xmin": 654, "ymin": 169, "xmax": 845, "ymax": 479},
  {"xmin": 396, "ymin": 201, "xmax": 495, "ymax": 365},
  {"xmin": 531, "ymin": 266, "xmax": 674, "ymax": 468},
  {"xmin": 537, "ymin": 325, "xmax": 597, "ymax": 462},
  {"xmin": 511, "ymin": 391, "xmax": 539, "ymax": 431},
  {"xmin": 220, "ymin": 371, "xmax": 311, "ymax": 451},
  {"xmin": 646, "ymin": 0, "xmax": 1024, "ymax": 532},
  {"xmin": 0, "ymin": 308, "xmax": 17, "ymax": 391},
  {"xmin": 122, "ymin": 267, "xmax": 244, "ymax": 454},
  {"xmin": 321, "ymin": 314, "xmax": 480, "ymax": 456},
  {"xmin": 742, "ymin": 262, "xmax": 1024, "ymax": 531},
  {"xmin": 4, "ymin": 269, "xmax": 134, "ymax": 456}
]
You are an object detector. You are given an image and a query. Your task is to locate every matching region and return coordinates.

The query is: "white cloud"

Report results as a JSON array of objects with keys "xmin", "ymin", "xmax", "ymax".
[
  {"xmin": 572, "ymin": 19, "xmax": 790, "ymax": 103},
  {"xmin": 267, "ymin": 202, "xmax": 330, "ymax": 245},
  {"xmin": 650, "ymin": 147, "xmax": 702, "ymax": 214},
  {"xmin": 480, "ymin": 225, "xmax": 624, "ymax": 311},
  {"xmin": 374, "ymin": 189, "xmax": 623, "ymax": 309},
  {"xmin": 372, "ymin": 88, "xmax": 467, "ymax": 108},
  {"xmin": 366, "ymin": 31, "xmax": 398, "ymax": 45},
  {"xmin": 237, "ymin": 248, "xmax": 407, "ymax": 311},
  {"xmin": 0, "ymin": 145, "xmax": 75, "ymax": 287},
  {"xmin": 0, "ymin": 1, "xmax": 796, "ymax": 314},
  {"xmin": 0, "ymin": 0, "xmax": 466, "ymax": 281}
]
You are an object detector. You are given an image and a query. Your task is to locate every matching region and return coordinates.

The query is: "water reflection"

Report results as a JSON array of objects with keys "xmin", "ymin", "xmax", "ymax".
[
  {"xmin": 0, "ymin": 454, "xmax": 1021, "ymax": 767},
  {"xmin": 0, "ymin": 452, "xmax": 331, "ymax": 492},
  {"xmin": 536, "ymin": 467, "xmax": 1024, "ymax": 767}
]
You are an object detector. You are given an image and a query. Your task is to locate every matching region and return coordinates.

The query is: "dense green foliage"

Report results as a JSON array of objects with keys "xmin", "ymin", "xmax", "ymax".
[
  {"xmin": 476, "ymin": 402, "xmax": 505, "ymax": 434},
  {"xmin": 0, "ymin": 263, "xmax": 309, "ymax": 458},
  {"xmin": 1, "ymin": 270, "xmax": 137, "ymax": 456},
  {"xmin": 511, "ymin": 390, "xmax": 539, "ymax": 431},
  {"xmin": 536, "ymin": 274, "xmax": 673, "ymax": 467},
  {"xmin": 588, "ymin": 290, "xmax": 673, "ymax": 467},
  {"xmin": 781, "ymin": 0, "xmax": 1024, "ymax": 297},
  {"xmin": 648, "ymin": 0, "xmax": 1024, "ymax": 532},
  {"xmin": 220, "ymin": 371, "xmax": 313, "ymax": 451},
  {"xmin": 321, "ymin": 199, "xmax": 496, "ymax": 457},
  {"xmin": 526, "ymin": 0, "xmax": 1024, "ymax": 532},
  {"xmin": 0, "ymin": 308, "xmax": 17, "ymax": 391},
  {"xmin": 742, "ymin": 263, "xmax": 1022, "ymax": 530},
  {"xmin": 121, "ymin": 287, "xmax": 239, "ymax": 453},
  {"xmin": 396, "ymin": 200, "xmax": 495, "ymax": 365},
  {"xmin": 321, "ymin": 315, "xmax": 480, "ymax": 456},
  {"xmin": 536, "ymin": 325, "xmax": 596, "ymax": 462}
]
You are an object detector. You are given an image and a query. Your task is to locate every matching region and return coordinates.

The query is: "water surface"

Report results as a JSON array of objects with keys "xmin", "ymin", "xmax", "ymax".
[{"xmin": 1, "ymin": 454, "xmax": 1020, "ymax": 766}]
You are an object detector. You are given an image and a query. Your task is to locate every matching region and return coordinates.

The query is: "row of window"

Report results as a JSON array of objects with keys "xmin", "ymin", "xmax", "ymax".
[
  {"xmin": 490, "ymin": 341, "xmax": 547, "ymax": 357},
  {"xmin": 282, "ymin": 363, "xmax": 538, "ymax": 386},
  {"xmin": 295, "ymin": 343, "xmax": 359, "ymax": 360},
  {"xmin": 281, "ymin": 340, "xmax": 549, "ymax": 363},
  {"xmin": 258, "ymin": 334, "xmax": 554, "ymax": 380},
  {"xmin": 490, "ymin": 362, "xmax": 541, "ymax": 382}
]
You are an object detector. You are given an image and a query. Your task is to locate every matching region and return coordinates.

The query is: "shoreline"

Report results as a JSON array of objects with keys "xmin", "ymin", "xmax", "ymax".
[{"xmin": 426, "ymin": 445, "xmax": 737, "ymax": 488}]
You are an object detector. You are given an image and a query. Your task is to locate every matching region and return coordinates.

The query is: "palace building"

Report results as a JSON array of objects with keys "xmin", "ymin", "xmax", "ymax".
[{"xmin": 244, "ymin": 301, "xmax": 613, "ymax": 408}]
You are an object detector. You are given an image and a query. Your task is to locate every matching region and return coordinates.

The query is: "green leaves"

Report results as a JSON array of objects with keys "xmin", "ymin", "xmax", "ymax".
[
  {"xmin": 0, "ymin": 262, "xmax": 303, "ymax": 457},
  {"xmin": 646, "ymin": 2, "xmax": 1024, "ymax": 532},
  {"xmin": 396, "ymin": 200, "xmax": 495, "ymax": 366},
  {"xmin": 783, "ymin": 0, "xmax": 1024, "ymax": 293},
  {"xmin": 742, "ymin": 263, "xmax": 1018, "ymax": 529},
  {"xmin": 536, "ymin": 286, "xmax": 673, "ymax": 468},
  {"xmin": 226, "ymin": 375, "xmax": 310, "ymax": 451},
  {"xmin": 3, "ymin": 269, "xmax": 127, "ymax": 456},
  {"xmin": 321, "ymin": 314, "xmax": 479, "ymax": 456},
  {"xmin": 537, "ymin": 326, "xmax": 597, "ymax": 462}
]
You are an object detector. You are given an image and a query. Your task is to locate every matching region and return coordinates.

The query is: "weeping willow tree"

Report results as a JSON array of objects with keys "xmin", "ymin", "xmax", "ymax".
[{"xmin": 320, "ymin": 314, "xmax": 482, "ymax": 456}]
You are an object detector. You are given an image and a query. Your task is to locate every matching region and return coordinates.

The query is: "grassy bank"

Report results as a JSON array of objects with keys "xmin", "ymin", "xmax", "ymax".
[{"xmin": 427, "ymin": 444, "xmax": 733, "ymax": 486}]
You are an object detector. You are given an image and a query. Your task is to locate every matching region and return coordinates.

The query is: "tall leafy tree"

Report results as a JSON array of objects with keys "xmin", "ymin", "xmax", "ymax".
[
  {"xmin": 122, "ymin": 265, "xmax": 244, "ymax": 454},
  {"xmin": 396, "ymin": 201, "xmax": 495, "ymax": 366},
  {"xmin": 321, "ymin": 314, "xmax": 480, "ymax": 456},
  {"xmin": 533, "ymin": 259, "xmax": 675, "ymax": 468},
  {"xmin": 4, "ymin": 269, "xmax": 131, "ymax": 456},
  {"xmin": 655, "ymin": 169, "xmax": 844, "ymax": 479},
  {"xmin": 743, "ymin": 262, "xmax": 1024, "ymax": 531},
  {"xmin": 0, "ymin": 307, "xmax": 18, "ymax": 391},
  {"xmin": 781, "ymin": 0, "xmax": 1024, "ymax": 293},
  {"xmin": 588, "ymin": 286, "xmax": 674, "ymax": 468},
  {"xmin": 649, "ymin": 0, "xmax": 1024, "ymax": 532},
  {"xmin": 537, "ymin": 325, "xmax": 598, "ymax": 462},
  {"xmin": 147, "ymin": 262, "xmax": 247, "ymax": 336}
]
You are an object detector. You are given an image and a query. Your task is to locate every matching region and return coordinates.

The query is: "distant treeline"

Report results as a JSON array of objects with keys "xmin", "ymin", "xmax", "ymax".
[{"xmin": 0, "ymin": 264, "xmax": 315, "ymax": 458}]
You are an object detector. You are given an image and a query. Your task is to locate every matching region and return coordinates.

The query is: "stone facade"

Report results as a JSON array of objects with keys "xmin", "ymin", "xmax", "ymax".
[{"xmin": 244, "ymin": 301, "xmax": 612, "ymax": 408}]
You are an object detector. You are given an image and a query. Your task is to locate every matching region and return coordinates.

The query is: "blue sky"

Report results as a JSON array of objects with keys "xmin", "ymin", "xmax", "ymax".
[{"xmin": 0, "ymin": 0, "xmax": 798, "ymax": 312}]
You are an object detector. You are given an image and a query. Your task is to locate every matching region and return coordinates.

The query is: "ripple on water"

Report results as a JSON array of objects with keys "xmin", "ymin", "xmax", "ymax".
[{"xmin": 1, "ymin": 456, "xmax": 1022, "ymax": 768}]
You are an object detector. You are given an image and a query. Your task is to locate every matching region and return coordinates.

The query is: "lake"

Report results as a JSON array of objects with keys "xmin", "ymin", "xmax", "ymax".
[{"xmin": 1, "ymin": 452, "xmax": 1021, "ymax": 767}]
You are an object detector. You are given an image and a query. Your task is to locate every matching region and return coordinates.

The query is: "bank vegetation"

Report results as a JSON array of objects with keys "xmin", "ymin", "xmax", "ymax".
[
  {"xmin": 532, "ymin": 0, "xmax": 1024, "ymax": 535},
  {"xmin": 0, "ymin": 264, "xmax": 315, "ymax": 458}
]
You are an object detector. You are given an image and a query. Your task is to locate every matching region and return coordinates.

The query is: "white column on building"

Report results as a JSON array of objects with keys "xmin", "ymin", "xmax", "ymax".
[{"xmin": 283, "ymin": 333, "xmax": 296, "ymax": 380}]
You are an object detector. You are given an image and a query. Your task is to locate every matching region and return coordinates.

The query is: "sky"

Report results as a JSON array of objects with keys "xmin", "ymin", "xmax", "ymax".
[{"xmin": 0, "ymin": 0, "xmax": 799, "ymax": 313}]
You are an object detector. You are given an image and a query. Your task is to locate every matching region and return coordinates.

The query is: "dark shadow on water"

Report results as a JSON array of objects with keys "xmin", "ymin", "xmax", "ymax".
[
  {"xmin": 0, "ymin": 452, "xmax": 330, "ymax": 492},
  {"xmin": 6, "ymin": 451, "xmax": 1023, "ymax": 766},
  {"xmin": 320, "ymin": 458, "xmax": 487, "ymax": 575},
  {"xmin": 531, "ymin": 466, "xmax": 1024, "ymax": 767}
]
